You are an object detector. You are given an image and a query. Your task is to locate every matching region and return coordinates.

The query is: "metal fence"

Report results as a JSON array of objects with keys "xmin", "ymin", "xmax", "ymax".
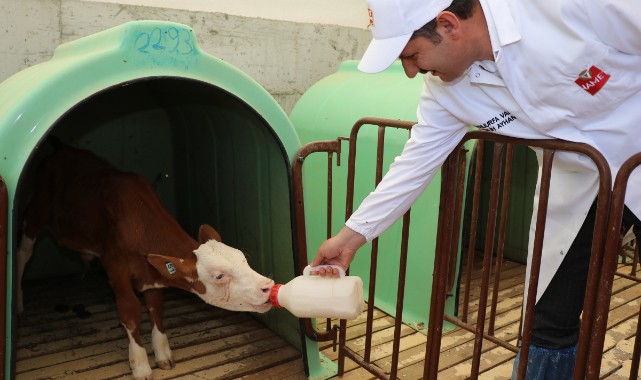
[{"xmin": 292, "ymin": 117, "xmax": 641, "ymax": 379}]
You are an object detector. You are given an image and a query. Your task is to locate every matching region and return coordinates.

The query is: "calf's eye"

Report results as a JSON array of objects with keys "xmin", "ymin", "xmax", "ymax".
[{"xmin": 215, "ymin": 274, "xmax": 224, "ymax": 280}]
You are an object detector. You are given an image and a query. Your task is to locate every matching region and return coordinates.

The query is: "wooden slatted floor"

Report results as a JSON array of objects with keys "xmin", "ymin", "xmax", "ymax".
[
  {"xmin": 15, "ymin": 258, "xmax": 641, "ymax": 379},
  {"xmin": 16, "ymin": 271, "xmax": 306, "ymax": 380},
  {"xmin": 317, "ymin": 259, "xmax": 641, "ymax": 379}
]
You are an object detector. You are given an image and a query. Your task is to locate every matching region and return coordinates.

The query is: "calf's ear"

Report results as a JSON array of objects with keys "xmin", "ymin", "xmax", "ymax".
[
  {"xmin": 198, "ymin": 224, "xmax": 222, "ymax": 243},
  {"xmin": 147, "ymin": 254, "xmax": 206, "ymax": 294}
]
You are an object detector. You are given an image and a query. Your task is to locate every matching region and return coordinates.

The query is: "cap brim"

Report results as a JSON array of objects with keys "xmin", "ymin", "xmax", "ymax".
[{"xmin": 357, "ymin": 33, "xmax": 412, "ymax": 74}]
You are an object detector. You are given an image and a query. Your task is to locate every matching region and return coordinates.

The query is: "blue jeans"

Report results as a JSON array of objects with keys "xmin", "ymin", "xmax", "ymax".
[{"xmin": 511, "ymin": 344, "xmax": 577, "ymax": 380}]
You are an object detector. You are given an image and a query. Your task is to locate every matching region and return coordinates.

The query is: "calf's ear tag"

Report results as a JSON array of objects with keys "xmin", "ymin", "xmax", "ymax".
[{"xmin": 165, "ymin": 262, "xmax": 177, "ymax": 275}]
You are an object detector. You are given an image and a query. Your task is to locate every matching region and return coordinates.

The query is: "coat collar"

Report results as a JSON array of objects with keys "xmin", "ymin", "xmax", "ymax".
[
  {"xmin": 469, "ymin": 0, "xmax": 521, "ymax": 85},
  {"xmin": 479, "ymin": 0, "xmax": 521, "ymax": 56}
]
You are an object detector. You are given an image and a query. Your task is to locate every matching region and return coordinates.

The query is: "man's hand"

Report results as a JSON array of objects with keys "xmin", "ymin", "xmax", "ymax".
[{"xmin": 311, "ymin": 226, "xmax": 367, "ymax": 276}]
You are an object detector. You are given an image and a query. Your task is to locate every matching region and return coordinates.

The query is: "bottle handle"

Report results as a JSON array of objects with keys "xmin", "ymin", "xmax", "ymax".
[{"xmin": 303, "ymin": 264, "xmax": 346, "ymax": 278}]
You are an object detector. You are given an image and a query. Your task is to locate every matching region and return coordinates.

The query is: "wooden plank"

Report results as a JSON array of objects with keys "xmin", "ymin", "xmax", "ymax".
[
  {"xmin": 190, "ymin": 344, "xmax": 302, "ymax": 379},
  {"xmin": 239, "ymin": 358, "xmax": 307, "ymax": 380},
  {"xmin": 600, "ymin": 317, "xmax": 638, "ymax": 378}
]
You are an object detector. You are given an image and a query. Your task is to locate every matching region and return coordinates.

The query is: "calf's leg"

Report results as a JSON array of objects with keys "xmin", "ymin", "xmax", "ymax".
[
  {"xmin": 144, "ymin": 288, "xmax": 174, "ymax": 370},
  {"xmin": 106, "ymin": 267, "xmax": 153, "ymax": 380}
]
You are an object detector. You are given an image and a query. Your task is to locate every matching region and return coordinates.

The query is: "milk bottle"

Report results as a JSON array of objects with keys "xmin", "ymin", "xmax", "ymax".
[{"xmin": 269, "ymin": 265, "xmax": 364, "ymax": 320}]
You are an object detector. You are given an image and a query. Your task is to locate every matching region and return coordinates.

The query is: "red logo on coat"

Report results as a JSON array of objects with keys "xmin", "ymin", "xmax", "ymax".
[{"xmin": 575, "ymin": 66, "xmax": 610, "ymax": 95}]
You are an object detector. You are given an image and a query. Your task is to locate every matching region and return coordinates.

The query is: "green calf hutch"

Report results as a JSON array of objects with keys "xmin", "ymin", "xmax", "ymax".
[
  {"xmin": 290, "ymin": 61, "xmax": 466, "ymax": 337},
  {"xmin": 0, "ymin": 20, "xmax": 307, "ymax": 379},
  {"xmin": 0, "ymin": 20, "xmax": 475, "ymax": 379}
]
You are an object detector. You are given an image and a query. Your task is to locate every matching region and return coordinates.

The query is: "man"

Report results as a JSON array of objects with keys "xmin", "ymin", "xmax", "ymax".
[{"xmin": 311, "ymin": 0, "xmax": 641, "ymax": 378}]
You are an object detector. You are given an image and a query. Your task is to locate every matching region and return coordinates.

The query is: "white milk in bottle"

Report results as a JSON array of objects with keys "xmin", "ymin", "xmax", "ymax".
[{"xmin": 269, "ymin": 265, "xmax": 364, "ymax": 320}]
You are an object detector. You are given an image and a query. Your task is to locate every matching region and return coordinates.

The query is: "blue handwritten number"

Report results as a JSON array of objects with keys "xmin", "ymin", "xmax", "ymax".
[
  {"xmin": 134, "ymin": 27, "xmax": 195, "ymax": 55},
  {"xmin": 179, "ymin": 29, "xmax": 195, "ymax": 55},
  {"xmin": 134, "ymin": 32, "xmax": 150, "ymax": 53},
  {"xmin": 150, "ymin": 28, "xmax": 163, "ymax": 51},
  {"xmin": 168, "ymin": 27, "xmax": 180, "ymax": 53}
]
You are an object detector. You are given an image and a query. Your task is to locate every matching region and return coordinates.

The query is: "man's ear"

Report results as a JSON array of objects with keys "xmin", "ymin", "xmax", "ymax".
[
  {"xmin": 199, "ymin": 224, "xmax": 222, "ymax": 243},
  {"xmin": 436, "ymin": 11, "xmax": 461, "ymax": 35}
]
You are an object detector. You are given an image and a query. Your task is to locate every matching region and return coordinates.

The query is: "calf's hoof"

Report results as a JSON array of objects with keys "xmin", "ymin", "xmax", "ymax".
[
  {"xmin": 157, "ymin": 358, "xmax": 175, "ymax": 370},
  {"xmin": 130, "ymin": 360, "xmax": 153, "ymax": 380}
]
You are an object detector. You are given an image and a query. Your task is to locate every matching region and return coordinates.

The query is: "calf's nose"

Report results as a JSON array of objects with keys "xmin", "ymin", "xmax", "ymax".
[{"xmin": 262, "ymin": 279, "xmax": 275, "ymax": 293}]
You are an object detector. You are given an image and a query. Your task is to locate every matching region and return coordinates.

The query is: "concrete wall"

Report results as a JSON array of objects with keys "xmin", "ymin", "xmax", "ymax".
[{"xmin": 0, "ymin": 0, "xmax": 371, "ymax": 114}]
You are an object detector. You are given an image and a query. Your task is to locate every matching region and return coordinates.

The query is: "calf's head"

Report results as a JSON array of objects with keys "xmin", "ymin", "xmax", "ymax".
[{"xmin": 147, "ymin": 224, "xmax": 274, "ymax": 313}]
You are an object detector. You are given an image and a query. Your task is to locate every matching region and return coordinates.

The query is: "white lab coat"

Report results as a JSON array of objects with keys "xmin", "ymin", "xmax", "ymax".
[{"xmin": 346, "ymin": 0, "xmax": 641, "ymax": 302}]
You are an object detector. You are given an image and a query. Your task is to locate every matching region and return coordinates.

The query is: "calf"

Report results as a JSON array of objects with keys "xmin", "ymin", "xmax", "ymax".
[{"xmin": 16, "ymin": 144, "xmax": 274, "ymax": 380}]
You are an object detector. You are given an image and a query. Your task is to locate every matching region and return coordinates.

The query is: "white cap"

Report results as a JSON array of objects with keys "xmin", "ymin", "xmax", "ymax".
[{"xmin": 358, "ymin": 0, "xmax": 454, "ymax": 73}]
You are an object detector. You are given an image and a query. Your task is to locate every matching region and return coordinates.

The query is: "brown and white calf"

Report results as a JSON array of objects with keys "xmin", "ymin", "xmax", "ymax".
[{"xmin": 16, "ymin": 144, "xmax": 274, "ymax": 380}]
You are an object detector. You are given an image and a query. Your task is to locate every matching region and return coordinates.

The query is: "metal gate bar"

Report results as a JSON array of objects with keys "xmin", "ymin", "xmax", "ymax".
[
  {"xmin": 472, "ymin": 141, "xmax": 507, "ymax": 377},
  {"xmin": 587, "ymin": 152, "xmax": 641, "ymax": 379},
  {"xmin": 292, "ymin": 117, "xmax": 423, "ymax": 379},
  {"xmin": 424, "ymin": 132, "xmax": 612, "ymax": 379},
  {"xmin": 488, "ymin": 144, "xmax": 514, "ymax": 336},
  {"xmin": 340, "ymin": 117, "xmax": 416, "ymax": 379},
  {"xmin": 460, "ymin": 142, "xmax": 485, "ymax": 324},
  {"xmin": 291, "ymin": 139, "xmax": 343, "ymax": 344}
]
